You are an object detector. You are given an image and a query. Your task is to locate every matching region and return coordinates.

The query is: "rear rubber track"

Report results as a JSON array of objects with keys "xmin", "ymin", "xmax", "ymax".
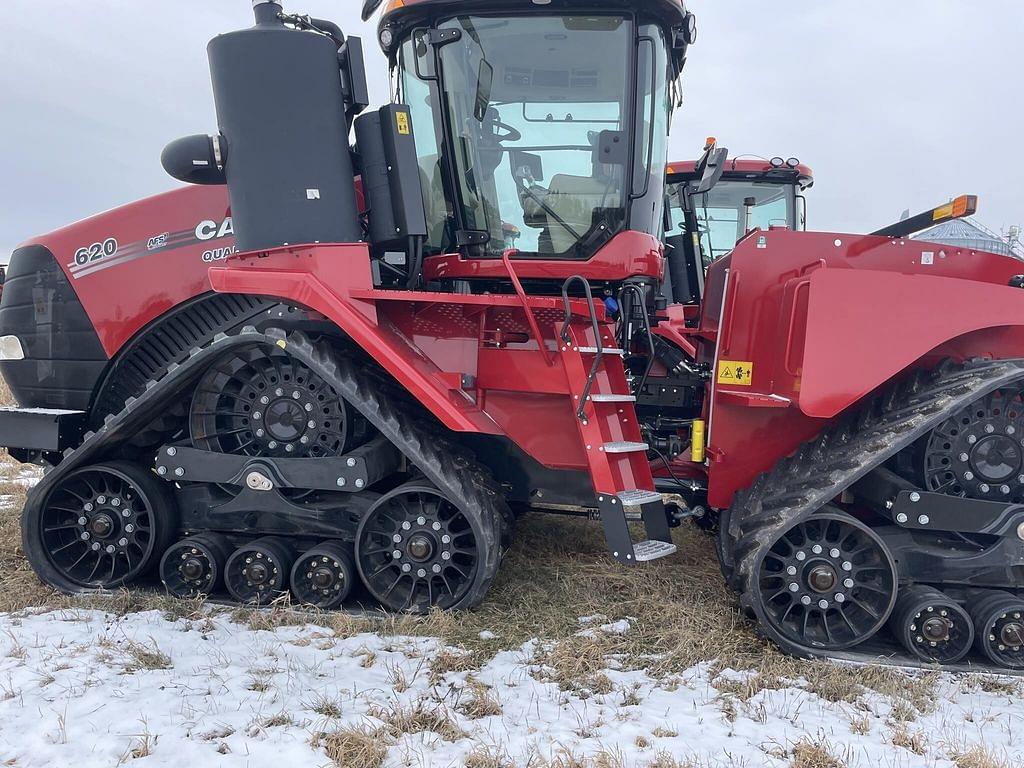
[
  {"xmin": 24, "ymin": 327, "xmax": 512, "ymax": 610},
  {"xmin": 725, "ymin": 358, "xmax": 1024, "ymax": 659}
]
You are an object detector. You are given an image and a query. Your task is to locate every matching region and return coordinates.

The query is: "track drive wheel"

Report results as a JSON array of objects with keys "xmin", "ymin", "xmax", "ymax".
[
  {"xmin": 355, "ymin": 484, "xmax": 489, "ymax": 613},
  {"xmin": 291, "ymin": 541, "xmax": 356, "ymax": 609},
  {"xmin": 24, "ymin": 461, "xmax": 177, "ymax": 591},
  {"xmin": 969, "ymin": 590, "xmax": 1024, "ymax": 669},
  {"xmin": 225, "ymin": 537, "xmax": 294, "ymax": 605},
  {"xmin": 748, "ymin": 508, "xmax": 898, "ymax": 654},
  {"xmin": 160, "ymin": 533, "xmax": 231, "ymax": 598},
  {"xmin": 888, "ymin": 585, "xmax": 974, "ymax": 664}
]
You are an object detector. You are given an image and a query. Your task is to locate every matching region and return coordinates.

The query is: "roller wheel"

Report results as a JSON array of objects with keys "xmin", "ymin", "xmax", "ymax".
[
  {"xmin": 969, "ymin": 590, "xmax": 1024, "ymax": 669},
  {"xmin": 225, "ymin": 537, "xmax": 294, "ymax": 605},
  {"xmin": 355, "ymin": 484, "xmax": 484, "ymax": 613},
  {"xmin": 888, "ymin": 585, "xmax": 974, "ymax": 664},
  {"xmin": 920, "ymin": 387, "xmax": 1024, "ymax": 502},
  {"xmin": 25, "ymin": 461, "xmax": 177, "ymax": 591},
  {"xmin": 160, "ymin": 533, "xmax": 231, "ymax": 598},
  {"xmin": 751, "ymin": 509, "xmax": 898, "ymax": 653},
  {"xmin": 291, "ymin": 541, "xmax": 356, "ymax": 609}
]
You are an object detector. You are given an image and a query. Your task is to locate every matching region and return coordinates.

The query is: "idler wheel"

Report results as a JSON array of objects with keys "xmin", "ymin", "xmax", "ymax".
[
  {"xmin": 225, "ymin": 537, "xmax": 294, "ymax": 605},
  {"xmin": 970, "ymin": 590, "xmax": 1024, "ymax": 669},
  {"xmin": 752, "ymin": 508, "xmax": 898, "ymax": 653},
  {"xmin": 888, "ymin": 585, "xmax": 974, "ymax": 664},
  {"xmin": 290, "ymin": 541, "xmax": 356, "ymax": 610},
  {"xmin": 160, "ymin": 533, "xmax": 231, "ymax": 598}
]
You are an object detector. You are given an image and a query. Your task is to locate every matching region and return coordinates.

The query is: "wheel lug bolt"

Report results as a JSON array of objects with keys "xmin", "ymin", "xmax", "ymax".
[
  {"xmin": 125, "ymin": 524, "xmax": 135, "ymax": 533},
  {"xmin": 111, "ymin": 498, "xmax": 121, "ymax": 507},
  {"xmin": 795, "ymin": 551, "xmax": 806, "ymax": 561},
  {"xmin": 432, "ymin": 564, "xmax": 441, "ymax": 573},
  {"xmin": 157, "ymin": 466, "xmax": 168, "ymax": 476},
  {"xmin": 347, "ymin": 458, "xmax": 357, "ymax": 468},
  {"xmin": 416, "ymin": 516, "xmax": 426, "ymax": 526},
  {"xmin": 432, "ymin": 522, "xmax": 441, "ymax": 531},
  {"xmin": 1008, "ymin": 425, "xmax": 1017, "ymax": 435},
  {"xmin": 305, "ymin": 403, "xmax": 313, "ymax": 412},
  {"xmin": 80, "ymin": 532, "xmax": 90, "ymax": 541},
  {"xmin": 896, "ymin": 513, "xmax": 908, "ymax": 523},
  {"xmin": 818, "ymin": 600, "xmax": 829, "ymax": 610},
  {"xmin": 844, "ymin": 578, "xmax": 854, "ymax": 589},
  {"xmin": 106, "ymin": 545, "xmax": 116, "ymax": 554},
  {"xmin": 441, "ymin": 535, "xmax": 452, "ymax": 544},
  {"xmin": 402, "ymin": 563, "xmax": 411, "ymax": 572},
  {"xmin": 337, "ymin": 477, "xmax": 347, "ymax": 487},
  {"xmin": 175, "ymin": 467, "xmax": 184, "ymax": 477},
  {"xmin": 965, "ymin": 471, "xmax": 975, "ymax": 481},
  {"xmin": 392, "ymin": 550, "xmax": 402, "ymax": 559},
  {"xmin": 967, "ymin": 435, "xmax": 978, "ymax": 445},
  {"xmin": 918, "ymin": 515, "xmax": 930, "ymax": 525},
  {"xmin": 84, "ymin": 502, "xmax": 94, "ymax": 512},
  {"xmin": 788, "ymin": 583, "xmax": 799, "ymax": 592},
  {"xmin": 91, "ymin": 542, "xmax": 101, "ymax": 551},
  {"xmin": 801, "ymin": 595, "xmax": 812, "ymax": 605},
  {"xmin": 829, "ymin": 548, "xmax": 840, "ymax": 558},
  {"xmin": 253, "ymin": 412, "xmax": 262, "ymax": 420},
  {"xmin": 417, "ymin": 568, "xmax": 426, "ymax": 578},
  {"xmin": 97, "ymin": 495, "xmax": 107, "ymax": 504},
  {"xmin": 292, "ymin": 390, "xmax": 301, "ymax": 399},
  {"xmin": 842, "ymin": 561, "xmax": 852, "ymax": 571},
  {"xmin": 285, "ymin": 444, "xmax": 294, "ymax": 453},
  {"xmin": 118, "ymin": 538, "xmax": 128, "ymax": 547},
  {"xmin": 308, "ymin": 420, "xmax": 316, "ymax": 429},
  {"xmin": 393, "ymin": 534, "xmax": 403, "ymax": 543},
  {"xmin": 261, "ymin": 396, "xmax": 270, "ymax": 405},
  {"xmin": 402, "ymin": 521, "xmax": 411, "ymax": 531},
  {"xmin": 275, "ymin": 388, "xmax": 284, "ymax": 397},
  {"xmin": 256, "ymin": 429, "xmax": 265, "ymax": 437},
  {"xmin": 834, "ymin": 593, "xmax": 845, "ymax": 603},
  {"xmin": 78, "ymin": 516, "xmax": 88, "ymax": 526},
  {"xmin": 980, "ymin": 483, "xmax": 991, "ymax": 493},
  {"xmin": 959, "ymin": 453, "xmax": 970, "ymax": 462},
  {"xmin": 786, "ymin": 566, "xmax": 797, "ymax": 576},
  {"xmin": 441, "ymin": 551, "xmax": 451, "ymax": 561},
  {"xmin": 1002, "ymin": 485, "xmax": 1011, "ymax": 495},
  {"xmin": 268, "ymin": 441, "xmax": 278, "ymax": 449},
  {"xmin": 812, "ymin": 545, "xmax": 823, "ymax": 554},
  {"xmin": 355, "ymin": 479, "xmax": 365, "ymax": 489},
  {"xmin": 985, "ymin": 424, "xmax": 996, "ymax": 434},
  {"xmin": 300, "ymin": 436, "xmax": 309, "ymax": 445}
]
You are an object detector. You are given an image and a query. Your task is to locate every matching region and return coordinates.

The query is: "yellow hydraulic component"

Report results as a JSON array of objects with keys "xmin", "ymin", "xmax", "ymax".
[{"xmin": 691, "ymin": 419, "xmax": 706, "ymax": 463}]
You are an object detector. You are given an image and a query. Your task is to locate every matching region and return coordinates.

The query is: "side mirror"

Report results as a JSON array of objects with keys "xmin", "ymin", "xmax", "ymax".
[
  {"xmin": 361, "ymin": 0, "xmax": 385, "ymax": 22},
  {"xmin": 694, "ymin": 146, "xmax": 728, "ymax": 195},
  {"xmin": 161, "ymin": 134, "xmax": 226, "ymax": 186}
]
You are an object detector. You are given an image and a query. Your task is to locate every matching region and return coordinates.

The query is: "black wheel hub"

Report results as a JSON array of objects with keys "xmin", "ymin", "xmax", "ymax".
[
  {"xmin": 922, "ymin": 616, "xmax": 952, "ymax": 643},
  {"xmin": 160, "ymin": 534, "xmax": 228, "ymax": 598},
  {"xmin": 180, "ymin": 557, "xmax": 206, "ymax": 581},
  {"xmin": 291, "ymin": 543, "xmax": 355, "ymax": 610},
  {"xmin": 922, "ymin": 387, "xmax": 1024, "ymax": 501},
  {"xmin": 190, "ymin": 345, "xmax": 359, "ymax": 461},
  {"xmin": 39, "ymin": 466, "xmax": 158, "ymax": 588},
  {"xmin": 244, "ymin": 561, "xmax": 271, "ymax": 584},
  {"xmin": 224, "ymin": 540, "xmax": 292, "ymax": 604},
  {"xmin": 356, "ymin": 486, "xmax": 480, "ymax": 612},
  {"xmin": 755, "ymin": 512, "xmax": 897, "ymax": 652}
]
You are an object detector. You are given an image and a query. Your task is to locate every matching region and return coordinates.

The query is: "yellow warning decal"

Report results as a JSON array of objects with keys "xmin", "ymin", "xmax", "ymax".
[
  {"xmin": 717, "ymin": 360, "xmax": 754, "ymax": 387},
  {"xmin": 396, "ymin": 111, "xmax": 411, "ymax": 135}
]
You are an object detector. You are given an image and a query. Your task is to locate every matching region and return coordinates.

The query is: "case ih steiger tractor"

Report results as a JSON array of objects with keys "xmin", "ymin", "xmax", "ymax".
[{"xmin": 2, "ymin": 0, "xmax": 1024, "ymax": 670}]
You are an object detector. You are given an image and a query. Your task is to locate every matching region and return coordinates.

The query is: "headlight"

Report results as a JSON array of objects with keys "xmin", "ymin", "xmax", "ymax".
[{"xmin": 0, "ymin": 336, "xmax": 25, "ymax": 361}]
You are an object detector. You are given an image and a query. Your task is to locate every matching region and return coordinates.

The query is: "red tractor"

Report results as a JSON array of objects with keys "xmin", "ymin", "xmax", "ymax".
[{"xmin": 2, "ymin": 0, "xmax": 1023, "ymax": 669}]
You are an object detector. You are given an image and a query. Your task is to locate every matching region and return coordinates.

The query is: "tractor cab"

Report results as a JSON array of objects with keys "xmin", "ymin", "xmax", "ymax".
[
  {"xmin": 662, "ymin": 153, "xmax": 814, "ymax": 304},
  {"xmin": 369, "ymin": 0, "xmax": 696, "ymax": 293}
]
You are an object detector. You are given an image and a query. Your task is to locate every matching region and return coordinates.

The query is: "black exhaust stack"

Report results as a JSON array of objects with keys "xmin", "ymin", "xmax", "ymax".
[{"xmin": 164, "ymin": 0, "xmax": 363, "ymax": 252}]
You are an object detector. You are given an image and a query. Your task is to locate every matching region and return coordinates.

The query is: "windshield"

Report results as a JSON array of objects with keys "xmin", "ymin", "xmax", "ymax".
[
  {"xmin": 667, "ymin": 179, "xmax": 797, "ymax": 266},
  {"xmin": 399, "ymin": 14, "xmax": 670, "ymax": 260}
]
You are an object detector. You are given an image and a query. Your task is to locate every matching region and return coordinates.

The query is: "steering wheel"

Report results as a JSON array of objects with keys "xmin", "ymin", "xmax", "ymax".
[{"xmin": 483, "ymin": 113, "xmax": 521, "ymax": 144}]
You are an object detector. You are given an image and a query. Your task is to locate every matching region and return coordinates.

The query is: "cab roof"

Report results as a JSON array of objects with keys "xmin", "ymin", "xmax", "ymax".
[{"xmin": 668, "ymin": 158, "xmax": 815, "ymax": 189}]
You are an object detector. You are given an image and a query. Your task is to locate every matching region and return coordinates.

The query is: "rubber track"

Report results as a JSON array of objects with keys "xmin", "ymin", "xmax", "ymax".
[
  {"xmin": 726, "ymin": 358, "xmax": 1024, "ymax": 658},
  {"xmin": 24, "ymin": 327, "xmax": 511, "ymax": 610}
]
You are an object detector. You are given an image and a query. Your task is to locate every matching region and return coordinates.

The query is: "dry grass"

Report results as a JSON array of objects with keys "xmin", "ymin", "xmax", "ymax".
[
  {"xmin": 464, "ymin": 745, "xmax": 515, "ymax": 768},
  {"xmin": 313, "ymin": 725, "xmax": 390, "ymax": 768},
  {"xmin": 369, "ymin": 698, "xmax": 467, "ymax": 742},
  {"xmin": 949, "ymin": 746, "xmax": 1013, "ymax": 768},
  {"xmin": 456, "ymin": 677, "xmax": 503, "ymax": 719},
  {"xmin": 789, "ymin": 738, "xmax": 847, "ymax": 768},
  {"xmin": 123, "ymin": 639, "xmax": 172, "ymax": 672}
]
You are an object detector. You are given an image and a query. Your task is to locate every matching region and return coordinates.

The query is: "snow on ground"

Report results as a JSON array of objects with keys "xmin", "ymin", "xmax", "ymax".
[{"xmin": 0, "ymin": 608, "xmax": 1019, "ymax": 767}]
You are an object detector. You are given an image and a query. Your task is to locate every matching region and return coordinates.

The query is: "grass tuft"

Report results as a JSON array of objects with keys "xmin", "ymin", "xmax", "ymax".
[{"xmin": 313, "ymin": 725, "xmax": 390, "ymax": 768}]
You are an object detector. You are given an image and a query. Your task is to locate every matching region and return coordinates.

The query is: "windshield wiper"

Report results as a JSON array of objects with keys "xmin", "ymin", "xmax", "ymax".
[{"xmin": 520, "ymin": 183, "xmax": 583, "ymax": 245}]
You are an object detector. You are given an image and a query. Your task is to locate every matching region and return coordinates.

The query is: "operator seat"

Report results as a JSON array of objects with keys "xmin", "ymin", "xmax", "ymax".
[{"xmin": 539, "ymin": 134, "xmax": 620, "ymax": 254}]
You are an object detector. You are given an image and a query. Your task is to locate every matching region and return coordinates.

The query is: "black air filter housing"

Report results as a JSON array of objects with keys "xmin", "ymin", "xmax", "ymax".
[{"xmin": 208, "ymin": 8, "xmax": 361, "ymax": 252}]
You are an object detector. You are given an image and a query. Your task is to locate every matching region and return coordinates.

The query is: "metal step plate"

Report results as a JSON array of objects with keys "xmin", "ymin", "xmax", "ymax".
[
  {"xmin": 617, "ymin": 489, "xmax": 662, "ymax": 507},
  {"xmin": 577, "ymin": 347, "xmax": 626, "ymax": 356},
  {"xmin": 603, "ymin": 441, "xmax": 649, "ymax": 454},
  {"xmin": 633, "ymin": 540, "xmax": 677, "ymax": 562},
  {"xmin": 590, "ymin": 394, "xmax": 636, "ymax": 403}
]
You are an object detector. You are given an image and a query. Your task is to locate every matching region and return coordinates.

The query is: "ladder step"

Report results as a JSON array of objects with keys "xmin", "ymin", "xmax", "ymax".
[
  {"xmin": 603, "ymin": 441, "xmax": 649, "ymax": 454},
  {"xmin": 590, "ymin": 394, "xmax": 636, "ymax": 403},
  {"xmin": 577, "ymin": 347, "xmax": 626, "ymax": 356},
  {"xmin": 633, "ymin": 540, "xmax": 678, "ymax": 562},
  {"xmin": 617, "ymin": 489, "xmax": 663, "ymax": 507}
]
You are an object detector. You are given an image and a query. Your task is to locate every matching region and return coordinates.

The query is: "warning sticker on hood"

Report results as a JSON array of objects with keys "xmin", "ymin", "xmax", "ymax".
[{"xmin": 717, "ymin": 361, "xmax": 754, "ymax": 387}]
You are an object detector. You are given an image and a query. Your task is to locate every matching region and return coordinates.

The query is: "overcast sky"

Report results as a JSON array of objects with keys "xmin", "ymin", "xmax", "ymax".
[{"xmin": 0, "ymin": 1, "xmax": 1020, "ymax": 260}]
